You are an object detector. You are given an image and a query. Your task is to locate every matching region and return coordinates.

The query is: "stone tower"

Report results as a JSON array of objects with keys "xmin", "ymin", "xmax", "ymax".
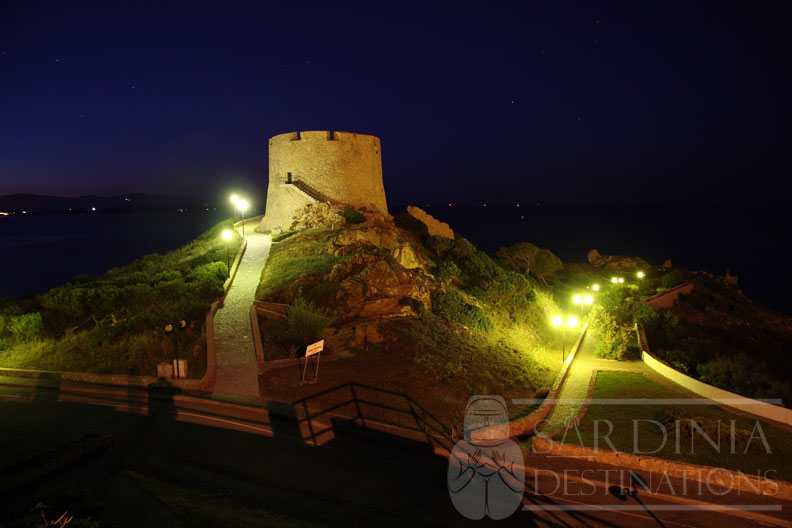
[{"xmin": 260, "ymin": 130, "xmax": 388, "ymax": 231}]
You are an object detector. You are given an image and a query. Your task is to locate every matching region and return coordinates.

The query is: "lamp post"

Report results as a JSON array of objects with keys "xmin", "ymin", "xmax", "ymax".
[
  {"xmin": 592, "ymin": 284, "xmax": 600, "ymax": 292},
  {"xmin": 230, "ymin": 194, "xmax": 239, "ymax": 222},
  {"xmin": 165, "ymin": 320, "xmax": 188, "ymax": 378},
  {"xmin": 573, "ymin": 294, "xmax": 594, "ymax": 319},
  {"xmin": 637, "ymin": 271, "xmax": 645, "ymax": 279},
  {"xmin": 222, "ymin": 229, "xmax": 232, "ymax": 277},
  {"xmin": 552, "ymin": 316, "xmax": 579, "ymax": 362},
  {"xmin": 238, "ymin": 199, "xmax": 249, "ymax": 237}
]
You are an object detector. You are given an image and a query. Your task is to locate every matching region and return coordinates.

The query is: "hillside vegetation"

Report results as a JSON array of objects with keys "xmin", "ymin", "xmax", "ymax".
[
  {"xmin": 0, "ymin": 220, "xmax": 242, "ymax": 377},
  {"xmin": 256, "ymin": 204, "xmax": 571, "ymax": 431},
  {"xmin": 572, "ymin": 263, "xmax": 792, "ymax": 407}
]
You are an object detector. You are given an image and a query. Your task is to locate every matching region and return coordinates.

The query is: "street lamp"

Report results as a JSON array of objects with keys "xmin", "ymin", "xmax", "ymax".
[
  {"xmin": 165, "ymin": 319, "xmax": 188, "ymax": 378},
  {"xmin": 611, "ymin": 277, "xmax": 618, "ymax": 284},
  {"xmin": 222, "ymin": 229, "xmax": 232, "ymax": 277},
  {"xmin": 230, "ymin": 194, "xmax": 239, "ymax": 222},
  {"xmin": 592, "ymin": 284, "xmax": 600, "ymax": 292},
  {"xmin": 618, "ymin": 277, "xmax": 624, "ymax": 284},
  {"xmin": 552, "ymin": 316, "xmax": 579, "ymax": 362},
  {"xmin": 238, "ymin": 199, "xmax": 249, "ymax": 237},
  {"xmin": 637, "ymin": 271, "xmax": 645, "ymax": 279},
  {"xmin": 573, "ymin": 295, "xmax": 594, "ymax": 318}
]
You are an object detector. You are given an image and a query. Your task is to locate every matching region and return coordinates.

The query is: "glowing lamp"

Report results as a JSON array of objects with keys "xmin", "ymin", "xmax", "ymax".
[
  {"xmin": 584, "ymin": 295, "xmax": 593, "ymax": 305},
  {"xmin": 552, "ymin": 316, "xmax": 563, "ymax": 327},
  {"xmin": 230, "ymin": 194, "xmax": 239, "ymax": 204},
  {"xmin": 593, "ymin": 284, "xmax": 600, "ymax": 291},
  {"xmin": 618, "ymin": 277, "xmax": 624, "ymax": 284},
  {"xmin": 567, "ymin": 317, "xmax": 579, "ymax": 328},
  {"xmin": 238, "ymin": 199, "xmax": 249, "ymax": 212},
  {"xmin": 611, "ymin": 277, "xmax": 618, "ymax": 284},
  {"xmin": 637, "ymin": 271, "xmax": 645, "ymax": 279},
  {"xmin": 221, "ymin": 229, "xmax": 232, "ymax": 241},
  {"xmin": 573, "ymin": 295, "xmax": 582, "ymax": 305}
]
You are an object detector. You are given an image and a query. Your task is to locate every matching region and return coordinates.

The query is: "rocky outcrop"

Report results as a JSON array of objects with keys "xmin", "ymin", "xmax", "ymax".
[
  {"xmin": 287, "ymin": 202, "xmax": 345, "ymax": 230},
  {"xmin": 587, "ymin": 249, "xmax": 650, "ymax": 269},
  {"xmin": 332, "ymin": 226, "xmax": 432, "ymax": 271},
  {"xmin": 329, "ymin": 254, "xmax": 434, "ymax": 320},
  {"xmin": 407, "ymin": 206, "xmax": 454, "ymax": 239},
  {"xmin": 497, "ymin": 242, "xmax": 563, "ymax": 277}
]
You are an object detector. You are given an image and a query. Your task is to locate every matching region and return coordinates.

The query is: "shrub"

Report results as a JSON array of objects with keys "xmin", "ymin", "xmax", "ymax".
[
  {"xmin": 272, "ymin": 230, "xmax": 298, "ymax": 242},
  {"xmin": 338, "ymin": 206, "xmax": 366, "ymax": 225},
  {"xmin": 590, "ymin": 305, "xmax": 632, "ymax": 359},
  {"xmin": 189, "ymin": 261, "xmax": 228, "ymax": 284},
  {"xmin": 496, "ymin": 242, "xmax": 563, "ymax": 276},
  {"xmin": 633, "ymin": 302, "xmax": 659, "ymax": 327},
  {"xmin": 661, "ymin": 269, "xmax": 683, "ymax": 289},
  {"xmin": 398, "ymin": 296, "xmax": 426, "ymax": 316},
  {"xmin": 393, "ymin": 212, "xmax": 428, "ymax": 237},
  {"xmin": 425, "ymin": 235, "xmax": 456, "ymax": 258},
  {"xmin": 431, "ymin": 288, "xmax": 494, "ymax": 332},
  {"xmin": 9, "ymin": 312, "xmax": 44, "ymax": 341},
  {"xmin": 285, "ymin": 299, "xmax": 335, "ymax": 353},
  {"xmin": 434, "ymin": 260, "xmax": 461, "ymax": 282}
]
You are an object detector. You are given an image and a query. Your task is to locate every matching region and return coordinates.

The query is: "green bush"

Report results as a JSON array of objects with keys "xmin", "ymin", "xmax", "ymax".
[
  {"xmin": 9, "ymin": 312, "xmax": 44, "ymax": 341},
  {"xmin": 393, "ymin": 212, "xmax": 429, "ymax": 237},
  {"xmin": 590, "ymin": 305, "xmax": 632, "ymax": 359},
  {"xmin": 398, "ymin": 296, "xmax": 426, "ymax": 316},
  {"xmin": 338, "ymin": 207, "xmax": 366, "ymax": 225},
  {"xmin": 431, "ymin": 288, "xmax": 493, "ymax": 332},
  {"xmin": 434, "ymin": 260, "xmax": 461, "ymax": 282},
  {"xmin": 633, "ymin": 302, "xmax": 659, "ymax": 327},
  {"xmin": 272, "ymin": 230, "xmax": 298, "ymax": 242},
  {"xmin": 425, "ymin": 235, "xmax": 456, "ymax": 258},
  {"xmin": 661, "ymin": 269, "xmax": 683, "ymax": 289},
  {"xmin": 496, "ymin": 242, "xmax": 563, "ymax": 276},
  {"xmin": 285, "ymin": 299, "xmax": 335, "ymax": 353}
]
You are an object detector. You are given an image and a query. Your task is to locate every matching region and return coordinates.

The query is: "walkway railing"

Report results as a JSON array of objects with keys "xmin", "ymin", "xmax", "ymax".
[{"xmin": 293, "ymin": 382, "xmax": 454, "ymax": 452}]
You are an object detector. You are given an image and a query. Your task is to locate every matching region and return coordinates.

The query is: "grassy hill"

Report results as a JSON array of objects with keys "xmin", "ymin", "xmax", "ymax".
[{"xmin": 0, "ymin": 220, "xmax": 242, "ymax": 377}]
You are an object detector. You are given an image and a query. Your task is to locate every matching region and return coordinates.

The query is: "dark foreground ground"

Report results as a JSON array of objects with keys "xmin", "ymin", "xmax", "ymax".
[{"xmin": 0, "ymin": 378, "xmax": 788, "ymax": 527}]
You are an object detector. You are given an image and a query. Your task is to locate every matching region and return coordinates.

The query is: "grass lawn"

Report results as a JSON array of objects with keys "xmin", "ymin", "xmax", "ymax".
[
  {"xmin": 255, "ymin": 226, "xmax": 344, "ymax": 302},
  {"xmin": 560, "ymin": 371, "xmax": 792, "ymax": 482}
]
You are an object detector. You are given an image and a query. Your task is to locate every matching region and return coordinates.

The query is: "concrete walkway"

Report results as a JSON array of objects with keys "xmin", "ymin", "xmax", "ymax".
[
  {"xmin": 545, "ymin": 332, "xmax": 650, "ymax": 431},
  {"xmin": 213, "ymin": 223, "xmax": 271, "ymax": 397}
]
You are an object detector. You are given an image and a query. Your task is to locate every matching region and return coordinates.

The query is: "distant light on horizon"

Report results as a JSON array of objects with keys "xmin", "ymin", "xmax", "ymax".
[{"xmin": 91, "ymin": 206, "xmax": 96, "ymax": 211}]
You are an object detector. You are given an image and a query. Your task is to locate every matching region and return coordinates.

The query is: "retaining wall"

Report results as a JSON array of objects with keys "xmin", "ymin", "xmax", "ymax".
[{"xmin": 636, "ymin": 324, "xmax": 792, "ymax": 426}]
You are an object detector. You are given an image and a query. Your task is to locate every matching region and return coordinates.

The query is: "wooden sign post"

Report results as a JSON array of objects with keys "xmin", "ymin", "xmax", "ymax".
[{"xmin": 300, "ymin": 339, "xmax": 324, "ymax": 384}]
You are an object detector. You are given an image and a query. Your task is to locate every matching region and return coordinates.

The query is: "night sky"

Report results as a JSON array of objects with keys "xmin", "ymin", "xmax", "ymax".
[{"xmin": 1, "ymin": 1, "xmax": 789, "ymax": 207}]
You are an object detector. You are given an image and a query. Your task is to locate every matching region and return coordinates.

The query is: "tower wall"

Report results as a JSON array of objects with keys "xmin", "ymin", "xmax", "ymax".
[{"xmin": 261, "ymin": 131, "xmax": 388, "ymax": 230}]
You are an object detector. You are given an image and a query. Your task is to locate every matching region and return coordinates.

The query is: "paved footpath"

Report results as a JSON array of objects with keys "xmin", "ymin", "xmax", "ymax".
[
  {"xmin": 545, "ymin": 331, "xmax": 651, "ymax": 432},
  {"xmin": 213, "ymin": 223, "xmax": 271, "ymax": 397}
]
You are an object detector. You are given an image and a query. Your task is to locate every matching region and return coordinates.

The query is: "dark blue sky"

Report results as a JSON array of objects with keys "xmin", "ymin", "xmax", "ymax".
[{"xmin": 1, "ymin": 1, "xmax": 789, "ymax": 207}]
